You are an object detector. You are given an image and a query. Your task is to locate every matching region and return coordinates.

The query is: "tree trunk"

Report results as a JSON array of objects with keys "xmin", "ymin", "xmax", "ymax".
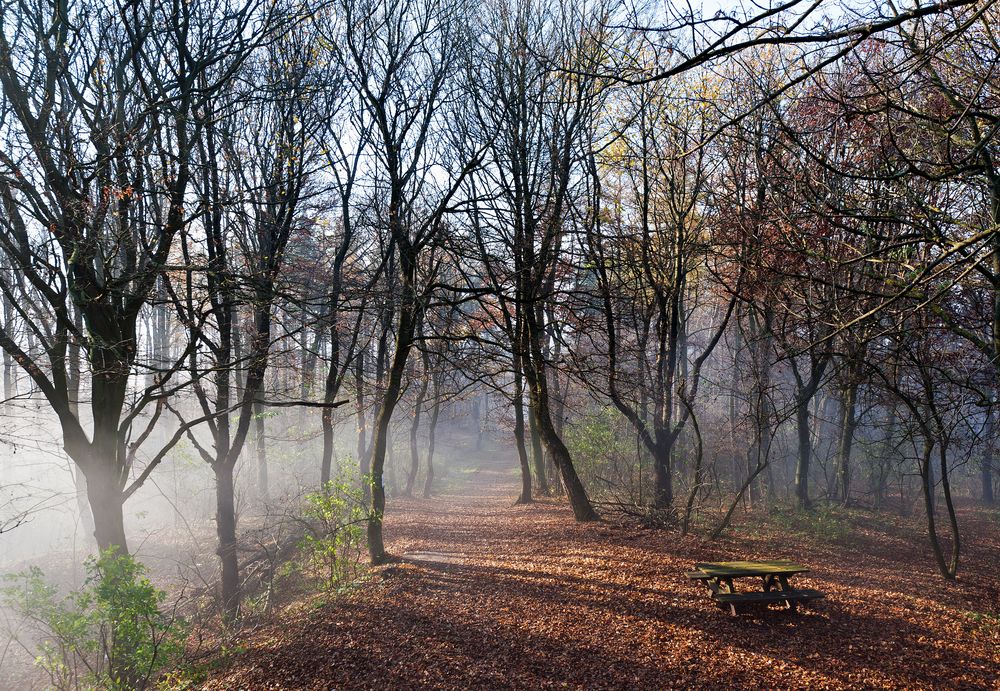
[
  {"xmin": 919, "ymin": 437, "xmax": 958, "ymax": 580},
  {"xmin": 747, "ymin": 308, "xmax": 774, "ymax": 507},
  {"xmin": 473, "ymin": 397, "xmax": 482, "ymax": 450},
  {"xmin": 67, "ymin": 312, "xmax": 95, "ymax": 540},
  {"xmin": 320, "ymin": 311, "xmax": 342, "ymax": 487},
  {"xmin": 747, "ymin": 402, "xmax": 772, "ymax": 509},
  {"xmin": 74, "ymin": 465, "xmax": 95, "ymax": 542},
  {"xmin": 728, "ymin": 321, "xmax": 742, "ymax": 500},
  {"xmin": 84, "ymin": 459, "xmax": 128, "ymax": 554},
  {"xmin": 875, "ymin": 402, "xmax": 899, "ymax": 506},
  {"xmin": 2, "ymin": 350, "xmax": 11, "ymax": 402},
  {"xmin": 989, "ymin": 185, "xmax": 1000, "ymax": 504},
  {"xmin": 355, "ymin": 349, "xmax": 368, "ymax": 483},
  {"xmin": 836, "ymin": 380, "xmax": 860, "ymax": 504},
  {"xmin": 300, "ymin": 316, "xmax": 322, "ymax": 400},
  {"xmin": 405, "ymin": 358, "xmax": 428, "ymax": 497},
  {"xmin": 680, "ymin": 406, "xmax": 703, "ymax": 535},
  {"xmin": 983, "ymin": 452, "xmax": 995, "ymax": 505},
  {"xmin": 513, "ymin": 353, "xmax": 532, "ymax": 504},
  {"xmin": 982, "ymin": 406, "xmax": 995, "ymax": 505},
  {"xmin": 424, "ymin": 377, "xmax": 441, "ymax": 499},
  {"xmin": 148, "ymin": 277, "xmax": 169, "ymax": 389},
  {"xmin": 527, "ymin": 399, "xmax": 549, "ymax": 496},
  {"xmin": 937, "ymin": 436, "xmax": 961, "ymax": 578},
  {"xmin": 651, "ymin": 440, "xmax": 674, "ymax": 510},
  {"xmin": 214, "ymin": 462, "xmax": 240, "ymax": 621},
  {"xmin": 523, "ymin": 333, "xmax": 597, "ymax": 521},
  {"xmin": 795, "ymin": 393, "xmax": 813, "ymax": 509},
  {"xmin": 367, "ymin": 264, "xmax": 418, "ymax": 564},
  {"xmin": 712, "ymin": 457, "xmax": 770, "ymax": 541},
  {"xmin": 1, "ymin": 271, "xmax": 13, "ymax": 403},
  {"xmin": 549, "ymin": 379, "xmax": 566, "ymax": 494},
  {"xmin": 321, "ymin": 378, "xmax": 336, "ymax": 487},
  {"xmin": 84, "ymin": 363, "xmax": 131, "ymax": 554},
  {"xmin": 549, "ymin": 332, "xmax": 566, "ymax": 494},
  {"xmin": 254, "ymin": 398, "xmax": 268, "ymax": 499}
]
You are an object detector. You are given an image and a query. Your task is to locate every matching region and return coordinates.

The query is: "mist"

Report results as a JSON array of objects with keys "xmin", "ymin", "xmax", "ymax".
[{"xmin": 1, "ymin": 0, "xmax": 998, "ymax": 688}]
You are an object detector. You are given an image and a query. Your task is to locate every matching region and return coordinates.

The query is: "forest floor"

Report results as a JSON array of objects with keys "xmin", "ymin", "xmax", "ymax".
[{"xmin": 198, "ymin": 456, "xmax": 1000, "ymax": 690}]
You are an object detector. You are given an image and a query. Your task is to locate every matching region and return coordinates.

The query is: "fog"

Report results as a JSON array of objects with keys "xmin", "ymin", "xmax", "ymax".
[
  {"xmin": 0, "ymin": 365, "xmax": 501, "ymax": 687},
  {"xmin": 1, "ymin": 395, "xmax": 494, "ymax": 568},
  {"xmin": 1, "ymin": 0, "xmax": 998, "ymax": 687}
]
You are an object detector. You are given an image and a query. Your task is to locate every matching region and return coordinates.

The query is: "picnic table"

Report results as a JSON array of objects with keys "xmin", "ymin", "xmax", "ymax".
[{"xmin": 686, "ymin": 560, "xmax": 825, "ymax": 616}]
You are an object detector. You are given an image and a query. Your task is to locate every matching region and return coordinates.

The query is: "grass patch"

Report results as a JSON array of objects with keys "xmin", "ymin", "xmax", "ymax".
[
  {"xmin": 766, "ymin": 504, "xmax": 855, "ymax": 545},
  {"xmin": 157, "ymin": 643, "xmax": 248, "ymax": 690},
  {"xmin": 979, "ymin": 507, "xmax": 1000, "ymax": 527},
  {"xmin": 964, "ymin": 610, "xmax": 1000, "ymax": 639}
]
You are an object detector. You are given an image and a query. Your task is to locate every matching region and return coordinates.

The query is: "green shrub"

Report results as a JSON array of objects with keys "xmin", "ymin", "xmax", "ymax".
[
  {"xmin": 966, "ymin": 610, "xmax": 1000, "ymax": 638},
  {"xmin": 300, "ymin": 476, "xmax": 367, "ymax": 590},
  {"xmin": 564, "ymin": 407, "xmax": 638, "ymax": 500},
  {"xmin": 768, "ymin": 504, "xmax": 853, "ymax": 544},
  {"xmin": 2, "ymin": 549, "xmax": 187, "ymax": 690}
]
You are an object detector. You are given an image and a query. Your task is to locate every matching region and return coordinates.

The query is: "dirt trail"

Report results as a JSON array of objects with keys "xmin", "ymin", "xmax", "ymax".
[{"xmin": 202, "ymin": 455, "xmax": 1000, "ymax": 690}]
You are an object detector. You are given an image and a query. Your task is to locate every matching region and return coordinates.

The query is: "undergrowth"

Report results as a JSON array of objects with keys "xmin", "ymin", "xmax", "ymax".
[
  {"xmin": 766, "ymin": 504, "xmax": 855, "ymax": 544},
  {"xmin": 2, "ymin": 550, "xmax": 188, "ymax": 691}
]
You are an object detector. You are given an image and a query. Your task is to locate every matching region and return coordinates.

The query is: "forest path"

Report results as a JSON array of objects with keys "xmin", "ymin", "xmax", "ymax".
[{"xmin": 202, "ymin": 452, "xmax": 1000, "ymax": 690}]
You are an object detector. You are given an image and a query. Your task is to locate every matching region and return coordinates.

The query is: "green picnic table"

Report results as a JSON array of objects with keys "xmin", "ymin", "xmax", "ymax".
[{"xmin": 686, "ymin": 560, "xmax": 825, "ymax": 616}]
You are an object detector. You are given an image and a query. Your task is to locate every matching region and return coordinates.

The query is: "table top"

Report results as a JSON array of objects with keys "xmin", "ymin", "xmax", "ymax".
[{"xmin": 693, "ymin": 560, "xmax": 809, "ymax": 577}]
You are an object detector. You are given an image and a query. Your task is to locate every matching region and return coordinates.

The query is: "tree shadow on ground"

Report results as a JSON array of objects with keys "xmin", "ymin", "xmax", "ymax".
[{"xmin": 210, "ymin": 554, "xmax": 997, "ymax": 690}]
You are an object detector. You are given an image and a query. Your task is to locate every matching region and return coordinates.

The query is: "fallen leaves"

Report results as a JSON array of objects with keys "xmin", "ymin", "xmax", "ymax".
[{"xmin": 197, "ymin": 462, "xmax": 1000, "ymax": 690}]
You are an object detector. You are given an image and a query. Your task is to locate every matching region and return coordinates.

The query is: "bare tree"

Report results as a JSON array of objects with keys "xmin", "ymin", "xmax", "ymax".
[
  {"xmin": 335, "ymin": 0, "xmax": 482, "ymax": 562},
  {"xmin": 0, "ymin": 0, "xmax": 271, "ymax": 553}
]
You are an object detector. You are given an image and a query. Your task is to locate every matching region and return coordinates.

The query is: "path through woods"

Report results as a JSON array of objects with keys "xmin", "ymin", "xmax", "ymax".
[{"xmin": 202, "ymin": 455, "xmax": 1000, "ymax": 689}]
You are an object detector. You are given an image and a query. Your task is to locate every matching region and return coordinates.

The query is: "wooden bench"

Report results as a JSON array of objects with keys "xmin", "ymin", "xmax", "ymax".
[
  {"xmin": 713, "ymin": 588, "xmax": 825, "ymax": 605},
  {"xmin": 686, "ymin": 560, "xmax": 825, "ymax": 615}
]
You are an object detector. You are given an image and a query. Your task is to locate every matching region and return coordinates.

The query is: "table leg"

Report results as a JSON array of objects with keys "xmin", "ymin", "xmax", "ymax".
[
  {"xmin": 724, "ymin": 578, "xmax": 737, "ymax": 616},
  {"xmin": 706, "ymin": 577, "xmax": 739, "ymax": 615},
  {"xmin": 777, "ymin": 575, "xmax": 796, "ymax": 611}
]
